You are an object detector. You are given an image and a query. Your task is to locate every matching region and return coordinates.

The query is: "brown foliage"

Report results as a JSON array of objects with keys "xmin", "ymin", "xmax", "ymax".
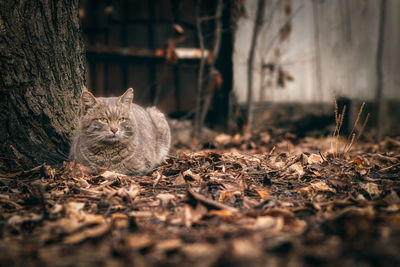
[{"xmin": 1, "ymin": 133, "xmax": 400, "ymax": 266}]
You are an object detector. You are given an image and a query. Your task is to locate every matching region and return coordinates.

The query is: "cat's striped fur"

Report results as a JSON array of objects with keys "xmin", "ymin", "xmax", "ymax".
[{"xmin": 69, "ymin": 88, "xmax": 171, "ymax": 175}]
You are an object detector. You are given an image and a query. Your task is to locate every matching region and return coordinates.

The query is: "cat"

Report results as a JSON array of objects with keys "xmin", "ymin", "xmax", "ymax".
[{"xmin": 69, "ymin": 88, "xmax": 171, "ymax": 175}]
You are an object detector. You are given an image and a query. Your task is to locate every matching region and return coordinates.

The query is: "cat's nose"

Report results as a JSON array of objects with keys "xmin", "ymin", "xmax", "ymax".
[{"xmin": 110, "ymin": 127, "xmax": 118, "ymax": 134}]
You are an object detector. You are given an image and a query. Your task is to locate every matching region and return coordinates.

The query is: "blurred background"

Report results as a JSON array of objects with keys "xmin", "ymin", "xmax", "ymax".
[{"xmin": 78, "ymin": 0, "xmax": 400, "ymax": 140}]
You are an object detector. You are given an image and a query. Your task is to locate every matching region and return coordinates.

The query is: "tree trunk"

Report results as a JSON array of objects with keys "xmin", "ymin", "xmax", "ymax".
[{"xmin": 0, "ymin": 0, "xmax": 86, "ymax": 172}]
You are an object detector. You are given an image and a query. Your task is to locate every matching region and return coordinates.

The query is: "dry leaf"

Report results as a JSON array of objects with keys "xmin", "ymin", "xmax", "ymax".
[
  {"xmin": 352, "ymin": 157, "xmax": 367, "ymax": 165},
  {"xmin": 207, "ymin": 209, "xmax": 235, "ymax": 219},
  {"xmin": 215, "ymin": 134, "xmax": 232, "ymax": 146},
  {"xmin": 308, "ymin": 154, "xmax": 323, "ymax": 164},
  {"xmin": 289, "ymin": 162, "xmax": 304, "ymax": 177},
  {"xmin": 155, "ymin": 239, "xmax": 182, "ymax": 251},
  {"xmin": 156, "ymin": 193, "xmax": 176, "ymax": 206},
  {"xmin": 183, "ymin": 169, "xmax": 201, "ymax": 182},
  {"xmin": 255, "ymin": 216, "xmax": 283, "ymax": 231},
  {"xmin": 173, "ymin": 172, "xmax": 187, "ymax": 186},
  {"xmin": 311, "ymin": 181, "xmax": 336, "ymax": 194},
  {"xmin": 184, "ymin": 203, "xmax": 208, "ymax": 227},
  {"xmin": 63, "ymin": 222, "xmax": 111, "ymax": 244},
  {"xmin": 126, "ymin": 234, "xmax": 154, "ymax": 250},
  {"xmin": 360, "ymin": 183, "xmax": 381, "ymax": 199},
  {"xmin": 219, "ymin": 190, "xmax": 240, "ymax": 202},
  {"xmin": 255, "ymin": 189, "xmax": 270, "ymax": 200},
  {"xmin": 233, "ymin": 238, "xmax": 261, "ymax": 258}
]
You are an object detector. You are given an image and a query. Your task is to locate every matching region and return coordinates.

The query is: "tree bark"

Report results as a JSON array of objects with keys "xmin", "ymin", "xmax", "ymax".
[{"xmin": 0, "ymin": 0, "xmax": 86, "ymax": 172}]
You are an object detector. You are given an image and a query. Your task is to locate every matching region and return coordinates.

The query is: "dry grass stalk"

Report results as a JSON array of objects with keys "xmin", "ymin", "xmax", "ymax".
[
  {"xmin": 330, "ymin": 98, "xmax": 370, "ymax": 156},
  {"xmin": 358, "ymin": 113, "xmax": 370, "ymax": 140},
  {"xmin": 347, "ymin": 102, "xmax": 365, "ymax": 139},
  {"xmin": 331, "ymin": 98, "xmax": 338, "ymax": 156},
  {"xmin": 331, "ymin": 102, "xmax": 346, "ymax": 158},
  {"xmin": 344, "ymin": 133, "xmax": 356, "ymax": 154},
  {"xmin": 343, "ymin": 103, "xmax": 370, "ymax": 154}
]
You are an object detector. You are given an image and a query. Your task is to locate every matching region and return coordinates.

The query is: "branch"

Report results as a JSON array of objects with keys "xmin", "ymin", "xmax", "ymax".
[
  {"xmin": 194, "ymin": 0, "xmax": 206, "ymax": 137},
  {"xmin": 260, "ymin": 4, "xmax": 304, "ymax": 60},
  {"xmin": 246, "ymin": 0, "xmax": 266, "ymax": 133},
  {"xmin": 375, "ymin": 0, "xmax": 387, "ymax": 141},
  {"xmin": 200, "ymin": 0, "xmax": 224, "ymax": 128}
]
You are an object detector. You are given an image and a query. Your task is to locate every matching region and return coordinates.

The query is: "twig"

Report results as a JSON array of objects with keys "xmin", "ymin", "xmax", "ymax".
[
  {"xmin": 319, "ymin": 151, "xmax": 326, "ymax": 162},
  {"xmin": 188, "ymin": 187, "xmax": 238, "ymax": 213},
  {"xmin": 166, "ymin": 154, "xmax": 180, "ymax": 160},
  {"xmin": 378, "ymin": 162, "xmax": 400, "ymax": 173},
  {"xmin": 194, "ymin": 0, "xmax": 206, "ymax": 137},
  {"xmin": 0, "ymin": 198, "xmax": 23, "ymax": 209},
  {"xmin": 261, "ymin": 4, "xmax": 304, "ymax": 61},
  {"xmin": 375, "ymin": 0, "xmax": 387, "ymax": 141},
  {"xmin": 199, "ymin": 0, "xmax": 224, "ymax": 129},
  {"xmin": 269, "ymin": 146, "xmax": 276, "ymax": 155},
  {"xmin": 246, "ymin": 0, "xmax": 266, "ymax": 133},
  {"xmin": 198, "ymin": 15, "xmax": 222, "ymax": 22},
  {"xmin": 153, "ymin": 171, "xmax": 162, "ymax": 188}
]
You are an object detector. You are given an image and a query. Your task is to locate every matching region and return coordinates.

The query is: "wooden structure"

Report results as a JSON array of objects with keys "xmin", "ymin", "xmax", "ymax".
[{"xmin": 79, "ymin": 0, "xmax": 233, "ymax": 121}]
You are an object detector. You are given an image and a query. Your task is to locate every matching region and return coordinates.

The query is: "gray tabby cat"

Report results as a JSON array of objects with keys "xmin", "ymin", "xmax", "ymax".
[{"xmin": 69, "ymin": 88, "xmax": 171, "ymax": 175}]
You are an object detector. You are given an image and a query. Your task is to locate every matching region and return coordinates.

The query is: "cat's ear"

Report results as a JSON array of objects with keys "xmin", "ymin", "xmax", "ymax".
[
  {"xmin": 81, "ymin": 90, "xmax": 97, "ymax": 115},
  {"xmin": 119, "ymin": 88, "xmax": 134, "ymax": 106}
]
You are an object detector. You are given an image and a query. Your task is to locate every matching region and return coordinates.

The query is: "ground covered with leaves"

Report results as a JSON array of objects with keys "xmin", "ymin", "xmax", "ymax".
[{"xmin": 1, "ymin": 132, "xmax": 400, "ymax": 266}]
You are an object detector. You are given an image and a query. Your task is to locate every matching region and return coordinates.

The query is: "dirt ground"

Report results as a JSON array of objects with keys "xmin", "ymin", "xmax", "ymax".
[{"xmin": 1, "ymin": 131, "xmax": 400, "ymax": 266}]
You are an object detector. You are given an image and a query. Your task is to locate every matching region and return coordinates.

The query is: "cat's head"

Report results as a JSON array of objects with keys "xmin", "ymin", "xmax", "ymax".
[{"xmin": 79, "ymin": 88, "xmax": 136, "ymax": 144}]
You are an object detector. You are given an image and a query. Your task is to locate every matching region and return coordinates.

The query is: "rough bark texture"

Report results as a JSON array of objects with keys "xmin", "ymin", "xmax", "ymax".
[{"xmin": 0, "ymin": 0, "xmax": 86, "ymax": 172}]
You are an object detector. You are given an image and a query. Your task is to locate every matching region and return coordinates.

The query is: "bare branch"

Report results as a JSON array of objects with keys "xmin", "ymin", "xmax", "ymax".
[
  {"xmin": 246, "ymin": 0, "xmax": 266, "ymax": 133},
  {"xmin": 194, "ymin": 0, "xmax": 206, "ymax": 137}
]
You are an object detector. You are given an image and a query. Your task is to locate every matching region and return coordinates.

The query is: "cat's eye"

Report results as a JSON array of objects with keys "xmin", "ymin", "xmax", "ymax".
[
  {"xmin": 99, "ymin": 117, "xmax": 108, "ymax": 123},
  {"xmin": 118, "ymin": 117, "xmax": 125, "ymax": 123}
]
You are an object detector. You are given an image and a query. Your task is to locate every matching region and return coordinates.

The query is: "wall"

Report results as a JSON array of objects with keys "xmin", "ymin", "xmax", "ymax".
[{"xmin": 233, "ymin": 0, "xmax": 400, "ymax": 104}]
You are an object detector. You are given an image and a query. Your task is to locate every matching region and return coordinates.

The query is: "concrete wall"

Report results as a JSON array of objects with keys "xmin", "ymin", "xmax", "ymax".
[{"xmin": 233, "ymin": 0, "xmax": 400, "ymax": 104}]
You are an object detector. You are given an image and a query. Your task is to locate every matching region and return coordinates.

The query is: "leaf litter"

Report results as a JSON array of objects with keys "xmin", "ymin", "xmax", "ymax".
[{"xmin": 0, "ymin": 133, "xmax": 400, "ymax": 266}]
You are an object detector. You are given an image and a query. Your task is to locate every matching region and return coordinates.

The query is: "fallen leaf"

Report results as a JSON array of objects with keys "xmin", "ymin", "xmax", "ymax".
[
  {"xmin": 255, "ymin": 189, "xmax": 270, "ymax": 200},
  {"xmin": 173, "ymin": 172, "xmax": 187, "ymax": 186},
  {"xmin": 384, "ymin": 191, "xmax": 400, "ymax": 204},
  {"xmin": 63, "ymin": 222, "xmax": 111, "ymax": 244},
  {"xmin": 184, "ymin": 203, "xmax": 208, "ymax": 227},
  {"xmin": 183, "ymin": 169, "xmax": 201, "ymax": 183},
  {"xmin": 156, "ymin": 193, "xmax": 176, "ymax": 206},
  {"xmin": 219, "ymin": 190, "xmax": 240, "ymax": 202},
  {"xmin": 181, "ymin": 243, "xmax": 218, "ymax": 262},
  {"xmin": 233, "ymin": 238, "xmax": 261, "ymax": 258},
  {"xmin": 7, "ymin": 213, "xmax": 42, "ymax": 225},
  {"xmin": 289, "ymin": 162, "xmax": 304, "ymax": 177},
  {"xmin": 126, "ymin": 234, "xmax": 154, "ymax": 250},
  {"xmin": 352, "ymin": 157, "xmax": 366, "ymax": 165},
  {"xmin": 308, "ymin": 154, "xmax": 323, "ymax": 164},
  {"xmin": 255, "ymin": 216, "xmax": 283, "ymax": 231},
  {"xmin": 311, "ymin": 181, "xmax": 336, "ymax": 193},
  {"xmin": 360, "ymin": 183, "xmax": 381, "ymax": 199},
  {"xmin": 215, "ymin": 133, "xmax": 232, "ymax": 146},
  {"xmin": 207, "ymin": 209, "xmax": 235, "ymax": 219},
  {"xmin": 154, "ymin": 239, "xmax": 182, "ymax": 251}
]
